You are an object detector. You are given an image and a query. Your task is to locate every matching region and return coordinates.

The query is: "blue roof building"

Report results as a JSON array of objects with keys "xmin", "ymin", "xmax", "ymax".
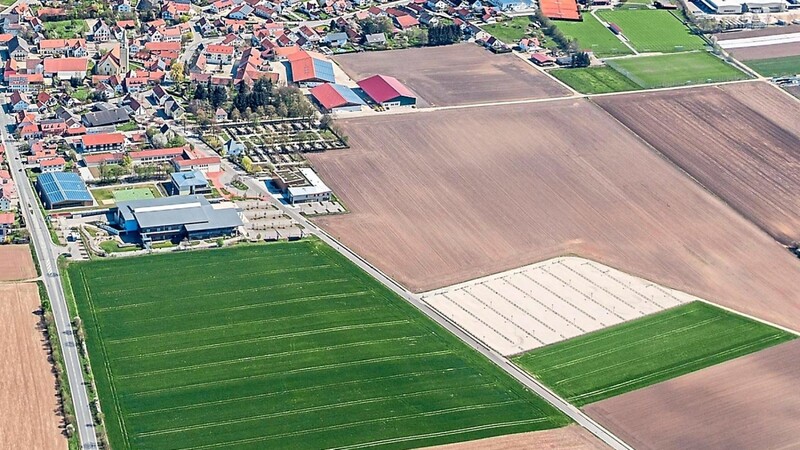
[{"xmin": 36, "ymin": 172, "xmax": 93, "ymax": 209}]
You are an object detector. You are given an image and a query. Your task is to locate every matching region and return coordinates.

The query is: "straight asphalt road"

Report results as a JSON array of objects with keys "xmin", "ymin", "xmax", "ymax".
[
  {"xmin": 1, "ymin": 109, "xmax": 98, "ymax": 449},
  {"xmin": 244, "ymin": 178, "xmax": 633, "ymax": 450}
]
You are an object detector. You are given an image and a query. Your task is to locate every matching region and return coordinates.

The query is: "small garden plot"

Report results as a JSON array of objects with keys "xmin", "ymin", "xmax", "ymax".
[
  {"xmin": 482, "ymin": 17, "xmax": 536, "ymax": 43},
  {"xmin": 69, "ymin": 240, "xmax": 570, "ymax": 450},
  {"xmin": 596, "ymin": 10, "xmax": 706, "ymax": 53},
  {"xmin": 556, "ymin": 13, "xmax": 633, "ymax": 57},
  {"xmin": 513, "ymin": 302, "xmax": 795, "ymax": 406},
  {"xmin": 606, "ymin": 52, "xmax": 749, "ymax": 88},
  {"xmin": 549, "ymin": 67, "xmax": 641, "ymax": 94},
  {"xmin": 743, "ymin": 55, "xmax": 800, "ymax": 77}
]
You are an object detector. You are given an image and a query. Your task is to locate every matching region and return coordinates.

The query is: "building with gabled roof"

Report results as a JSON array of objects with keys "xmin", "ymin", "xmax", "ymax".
[
  {"xmin": 357, "ymin": 74, "xmax": 417, "ymax": 108},
  {"xmin": 309, "ymin": 83, "xmax": 365, "ymax": 113},
  {"xmin": 36, "ymin": 172, "xmax": 93, "ymax": 209},
  {"xmin": 286, "ymin": 50, "xmax": 335, "ymax": 86},
  {"xmin": 78, "ymin": 132, "xmax": 125, "ymax": 153}
]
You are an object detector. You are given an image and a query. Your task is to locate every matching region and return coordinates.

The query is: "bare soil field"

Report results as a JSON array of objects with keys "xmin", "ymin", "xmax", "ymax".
[
  {"xmin": 0, "ymin": 283, "xmax": 66, "ymax": 450},
  {"xmin": 728, "ymin": 42, "xmax": 800, "ymax": 60},
  {"xmin": 584, "ymin": 339, "xmax": 800, "ymax": 450},
  {"xmin": 715, "ymin": 25, "xmax": 800, "ymax": 40},
  {"xmin": 333, "ymin": 43, "xmax": 571, "ymax": 107},
  {"xmin": 0, "ymin": 244, "xmax": 37, "ymax": 281},
  {"xmin": 423, "ymin": 425, "xmax": 608, "ymax": 450},
  {"xmin": 594, "ymin": 82, "xmax": 800, "ymax": 245},
  {"xmin": 308, "ymin": 99, "xmax": 800, "ymax": 332}
]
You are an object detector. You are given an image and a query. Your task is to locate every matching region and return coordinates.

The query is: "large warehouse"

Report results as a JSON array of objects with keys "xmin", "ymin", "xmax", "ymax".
[
  {"xmin": 287, "ymin": 51, "xmax": 335, "ymax": 86},
  {"xmin": 357, "ymin": 75, "xmax": 417, "ymax": 108},
  {"xmin": 309, "ymin": 83, "xmax": 365, "ymax": 113},
  {"xmin": 36, "ymin": 172, "xmax": 93, "ymax": 209},
  {"xmin": 697, "ymin": 0, "xmax": 786, "ymax": 13},
  {"xmin": 110, "ymin": 195, "xmax": 243, "ymax": 242}
]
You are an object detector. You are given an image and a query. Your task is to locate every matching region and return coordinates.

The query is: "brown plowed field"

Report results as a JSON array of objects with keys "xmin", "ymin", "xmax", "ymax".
[
  {"xmin": 333, "ymin": 43, "xmax": 571, "ymax": 107},
  {"xmin": 584, "ymin": 340, "xmax": 800, "ymax": 450},
  {"xmin": 0, "ymin": 283, "xmax": 66, "ymax": 450},
  {"xmin": 594, "ymin": 82, "xmax": 800, "ymax": 245},
  {"xmin": 308, "ymin": 99, "xmax": 800, "ymax": 331},
  {"xmin": 423, "ymin": 425, "xmax": 608, "ymax": 450},
  {"xmin": 729, "ymin": 42, "xmax": 800, "ymax": 60},
  {"xmin": 0, "ymin": 244, "xmax": 37, "ymax": 281},
  {"xmin": 715, "ymin": 25, "xmax": 800, "ymax": 40}
]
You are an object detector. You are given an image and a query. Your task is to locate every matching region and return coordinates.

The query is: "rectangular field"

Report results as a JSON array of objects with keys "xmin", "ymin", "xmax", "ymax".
[
  {"xmin": 427, "ymin": 425, "xmax": 606, "ymax": 450},
  {"xmin": 595, "ymin": 10, "xmax": 706, "ymax": 53},
  {"xmin": 594, "ymin": 82, "xmax": 800, "ymax": 244},
  {"xmin": 607, "ymin": 52, "xmax": 749, "ymax": 88},
  {"xmin": 556, "ymin": 13, "xmax": 633, "ymax": 57},
  {"xmin": 513, "ymin": 302, "xmax": 794, "ymax": 406},
  {"xmin": 548, "ymin": 67, "xmax": 641, "ymax": 94},
  {"xmin": 743, "ymin": 55, "xmax": 800, "ymax": 77},
  {"xmin": 585, "ymin": 339, "xmax": 800, "ymax": 449},
  {"xmin": 90, "ymin": 184, "xmax": 162, "ymax": 206},
  {"xmin": 333, "ymin": 44, "xmax": 571, "ymax": 107},
  {"xmin": 0, "ymin": 244, "xmax": 36, "ymax": 281},
  {"xmin": 728, "ymin": 42, "xmax": 800, "ymax": 62},
  {"xmin": 481, "ymin": 16, "xmax": 533, "ymax": 44},
  {"xmin": 0, "ymin": 283, "xmax": 66, "ymax": 450},
  {"xmin": 308, "ymin": 100, "xmax": 800, "ymax": 333},
  {"xmin": 422, "ymin": 257, "xmax": 695, "ymax": 356},
  {"xmin": 68, "ymin": 241, "xmax": 569, "ymax": 450}
]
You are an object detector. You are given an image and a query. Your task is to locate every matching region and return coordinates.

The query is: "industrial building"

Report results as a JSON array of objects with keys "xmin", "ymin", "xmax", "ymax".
[
  {"xmin": 286, "ymin": 50, "xmax": 336, "ymax": 86},
  {"xmin": 36, "ymin": 172, "xmax": 93, "ymax": 209},
  {"xmin": 111, "ymin": 195, "xmax": 243, "ymax": 242},
  {"xmin": 309, "ymin": 83, "xmax": 365, "ymax": 113},
  {"xmin": 357, "ymin": 75, "xmax": 417, "ymax": 108},
  {"xmin": 274, "ymin": 167, "xmax": 332, "ymax": 204},
  {"xmin": 697, "ymin": 0, "xmax": 787, "ymax": 13}
]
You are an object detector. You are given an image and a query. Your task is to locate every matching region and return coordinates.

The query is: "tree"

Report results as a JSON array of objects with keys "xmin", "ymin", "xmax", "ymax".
[
  {"xmin": 171, "ymin": 62, "xmax": 185, "ymax": 83},
  {"xmin": 194, "ymin": 83, "xmax": 207, "ymax": 101},
  {"xmin": 241, "ymin": 155, "xmax": 254, "ymax": 173},
  {"xmin": 211, "ymin": 85, "xmax": 227, "ymax": 109},
  {"xmin": 122, "ymin": 155, "xmax": 132, "ymax": 167},
  {"xmin": 571, "ymin": 52, "xmax": 590, "ymax": 68},
  {"xmin": 167, "ymin": 135, "xmax": 187, "ymax": 147},
  {"xmin": 428, "ymin": 24, "xmax": 461, "ymax": 46},
  {"xmin": 151, "ymin": 133, "xmax": 167, "ymax": 148}
]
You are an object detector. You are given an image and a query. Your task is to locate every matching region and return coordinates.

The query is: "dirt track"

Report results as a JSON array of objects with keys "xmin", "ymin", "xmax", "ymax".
[
  {"xmin": 309, "ymin": 98, "xmax": 800, "ymax": 332},
  {"xmin": 423, "ymin": 425, "xmax": 608, "ymax": 450},
  {"xmin": 0, "ymin": 283, "xmax": 66, "ymax": 450},
  {"xmin": 0, "ymin": 245, "xmax": 36, "ymax": 281},
  {"xmin": 333, "ymin": 43, "xmax": 571, "ymax": 107},
  {"xmin": 594, "ymin": 82, "xmax": 800, "ymax": 245},
  {"xmin": 584, "ymin": 340, "xmax": 800, "ymax": 450}
]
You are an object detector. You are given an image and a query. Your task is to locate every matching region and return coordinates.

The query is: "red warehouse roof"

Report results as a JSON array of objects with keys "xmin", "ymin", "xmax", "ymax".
[{"xmin": 357, "ymin": 74, "xmax": 416, "ymax": 104}]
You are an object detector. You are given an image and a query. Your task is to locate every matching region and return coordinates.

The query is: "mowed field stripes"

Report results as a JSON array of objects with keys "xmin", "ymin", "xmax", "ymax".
[{"xmin": 68, "ymin": 240, "xmax": 570, "ymax": 450}]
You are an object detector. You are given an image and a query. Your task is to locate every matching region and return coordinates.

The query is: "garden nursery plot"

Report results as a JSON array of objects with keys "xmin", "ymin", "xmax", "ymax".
[
  {"xmin": 68, "ymin": 240, "xmax": 569, "ymax": 450},
  {"xmin": 595, "ymin": 10, "xmax": 706, "ymax": 53},
  {"xmin": 513, "ymin": 302, "xmax": 794, "ymax": 406}
]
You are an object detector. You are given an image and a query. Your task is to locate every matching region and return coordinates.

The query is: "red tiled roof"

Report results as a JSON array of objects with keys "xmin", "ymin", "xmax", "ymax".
[
  {"xmin": 129, "ymin": 146, "xmax": 186, "ymax": 159},
  {"xmin": 81, "ymin": 133, "xmax": 125, "ymax": 147},
  {"xmin": 82, "ymin": 152, "xmax": 124, "ymax": 164},
  {"xmin": 40, "ymin": 157, "xmax": 66, "ymax": 167},
  {"xmin": 310, "ymin": 83, "xmax": 354, "ymax": 110},
  {"xmin": 357, "ymin": 74, "xmax": 415, "ymax": 104},
  {"xmin": 395, "ymin": 15, "xmax": 419, "ymax": 29},
  {"xmin": 145, "ymin": 41, "xmax": 181, "ymax": 52},
  {"xmin": 0, "ymin": 212, "xmax": 14, "ymax": 225},
  {"xmin": 173, "ymin": 156, "xmax": 220, "ymax": 166},
  {"xmin": 43, "ymin": 57, "xmax": 89, "ymax": 73},
  {"xmin": 206, "ymin": 44, "xmax": 235, "ymax": 55}
]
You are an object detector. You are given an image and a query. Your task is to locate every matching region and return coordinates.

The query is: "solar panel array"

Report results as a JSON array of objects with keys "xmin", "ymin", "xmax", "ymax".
[
  {"xmin": 332, "ymin": 84, "xmax": 365, "ymax": 105},
  {"xmin": 312, "ymin": 58, "xmax": 336, "ymax": 83},
  {"xmin": 38, "ymin": 172, "xmax": 93, "ymax": 205}
]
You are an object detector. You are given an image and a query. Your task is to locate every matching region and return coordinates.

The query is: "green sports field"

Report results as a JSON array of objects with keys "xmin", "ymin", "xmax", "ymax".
[
  {"xmin": 69, "ymin": 240, "xmax": 569, "ymax": 450},
  {"xmin": 549, "ymin": 67, "xmax": 642, "ymax": 94},
  {"xmin": 91, "ymin": 185, "xmax": 161, "ymax": 206},
  {"xmin": 743, "ymin": 55, "xmax": 800, "ymax": 78},
  {"xmin": 607, "ymin": 51, "xmax": 750, "ymax": 88},
  {"xmin": 556, "ymin": 13, "xmax": 633, "ymax": 57},
  {"xmin": 112, "ymin": 187, "xmax": 157, "ymax": 202},
  {"xmin": 514, "ymin": 302, "xmax": 795, "ymax": 406},
  {"xmin": 597, "ymin": 10, "xmax": 706, "ymax": 53}
]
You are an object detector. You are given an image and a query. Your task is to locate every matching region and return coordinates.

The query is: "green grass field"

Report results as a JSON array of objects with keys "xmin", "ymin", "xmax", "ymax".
[
  {"xmin": 607, "ymin": 51, "xmax": 749, "ymax": 88},
  {"xmin": 43, "ymin": 19, "xmax": 88, "ymax": 39},
  {"xmin": 549, "ymin": 67, "xmax": 642, "ymax": 94},
  {"xmin": 743, "ymin": 55, "xmax": 800, "ymax": 78},
  {"xmin": 556, "ymin": 13, "xmax": 633, "ymax": 57},
  {"xmin": 91, "ymin": 185, "xmax": 161, "ymax": 206},
  {"xmin": 481, "ymin": 16, "xmax": 532, "ymax": 43},
  {"xmin": 69, "ymin": 240, "xmax": 570, "ymax": 450},
  {"xmin": 597, "ymin": 10, "xmax": 706, "ymax": 53},
  {"xmin": 514, "ymin": 302, "xmax": 795, "ymax": 406}
]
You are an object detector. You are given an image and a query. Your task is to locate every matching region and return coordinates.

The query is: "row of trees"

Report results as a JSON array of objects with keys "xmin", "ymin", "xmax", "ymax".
[
  {"xmin": 533, "ymin": 11, "xmax": 579, "ymax": 53},
  {"xmin": 194, "ymin": 82, "xmax": 228, "ymax": 109}
]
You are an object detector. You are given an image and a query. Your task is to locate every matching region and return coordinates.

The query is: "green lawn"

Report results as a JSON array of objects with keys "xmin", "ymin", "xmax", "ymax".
[
  {"xmin": 43, "ymin": 19, "xmax": 88, "ymax": 39},
  {"xmin": 91, "ymin": 185, "xmax": 161, "ymax": 206},
  {"xmin": 597, "ymin": 10, "xmax": 706, "ymax": 53},
  {"xmin": 116, "ymin": 121, "xmax": 139, "ymax": 132},
  {"xmin": 0, "ymin": 0, "xmax": 15, "ymax": 5},
  {"xmin": 549, "ymin": 66, "xmax": 642, "ymax": 94},
  {"xmin": 556, "ymin": 13, "xmax": 633, "ymax": 57},
  {"xmin": 68, "ymin": 240, "xmax": 570, "ymax": 450},
  {"xmin": 743, "ymin": 55, "xmax": 800, "ymax": 78},
  {"xmin": 72, "ymin": 87, "xmax": 90, "ymax": 102},
  {"xmin": 99, "ymin": 240, "xmax": 140, "ymax": 253},
  {"xmin": 514, "ymin": 302, "xmax": 795, "ymax": 406},
  {"xmin": 481, "ymin": 16, "xmax": 532, "ymax": 43},
  {"xmin": 607, "ymin": 51, "xmax": 749, "ymax": 88}
]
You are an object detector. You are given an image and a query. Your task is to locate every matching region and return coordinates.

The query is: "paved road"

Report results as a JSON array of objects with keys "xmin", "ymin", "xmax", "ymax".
[
  {"xmin": 1, "ymin": 110, "xmax": 98, "ymax": 449},
  {"xmin": 242, "ymin": 177, "xmax": 632, "ymax": 450}
]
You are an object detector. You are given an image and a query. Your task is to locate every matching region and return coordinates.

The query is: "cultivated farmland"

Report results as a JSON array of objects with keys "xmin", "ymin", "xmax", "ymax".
[
  {"xmin": 0, "ymin": 244, "xmax": 36, "ymax": 281},
  {"xmin": 549, "ymin": 67, "xmax": 641, "ymax": 94},
  {"xmin": 743, "ymin": 55, "xmax": 800, "ymax": 77},
  {"xmin": 513, "ymin": 302, "xmax": 794, "ymax": 406},
  {"xmin": 556, "ymin": 13, "xmax": 633, "ymax": 57},
  {"xmin": 308, "ymin": 100, "xmax": 800, "ymax": 332},
  {"xmin": 585, "ymin": 339, "xmax": 800, "ymax": 449},
  {"xmin": 333, "ymin": 44, "xmax": 571, "ymax": 107},
  {"xmin": 594, "ymin": 82, "xmax": 800, "ymax": 244},
  {"xmin": 426, "ymin": 425, "xmax": 606, "ymax": 450},
  {"xmin": 68, "ymin": 241, "xmax": 570, "ymax": 450},
  {"xmin": 595, "ymin": 10, "xmax": 706, "ymax": 53},
  {"xmin": 0, "ymin": 283, "xmax": 66, "ymax": 450},
  {"xmin": 606, "ymin": 52, "xmax": 749, "ymax": 88}
]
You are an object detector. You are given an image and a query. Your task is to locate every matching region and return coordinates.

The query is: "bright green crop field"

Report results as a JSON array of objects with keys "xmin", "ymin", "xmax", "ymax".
[
  {"xmin": 549, "ymin": 67, "xmax": 642, "ymax": 94},
  {"xmin": 556, "ymin": 13, "xmax": 633, "ymax": 57},
  {"xmin": 69, "ymin": 240, "xmax": 569, "ymax": 450},
  {"xmin": 596, "ymin": 9, "xmax": 706, "ymax": 53},
  {"xmin": 514, "ymin": 302, "xmax": 795, "ymax": 406},
  {"xmin": 743, "ymin": 55, "xmax": 800, "ymax": 78},
  {"xmin": 607, "ymin": 51, "xmax": 750, "ymax": 88}
]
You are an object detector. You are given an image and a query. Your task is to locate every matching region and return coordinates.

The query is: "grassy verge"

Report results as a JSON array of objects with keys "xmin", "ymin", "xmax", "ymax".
[
  {"xmin": 549, "ymin": 66, "xmax": 642, "ymax": 94},
  {"xmin": 514, "ymin": 301, "xmax": 796, "ymax": 406},
  {"xmin": 99, "ymin": 240, "xmax": 139, "ymax": 253}
]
